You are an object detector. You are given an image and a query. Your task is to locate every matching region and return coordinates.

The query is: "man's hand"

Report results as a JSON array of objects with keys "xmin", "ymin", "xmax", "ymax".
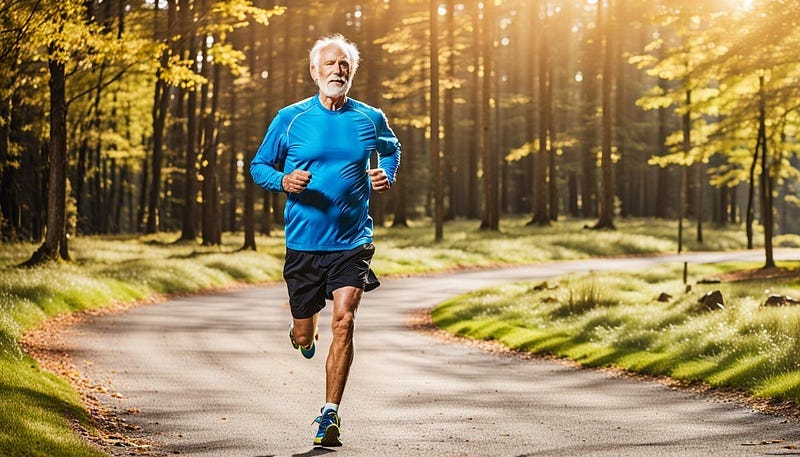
[
  {"xmin": 282, "ymin": 170, "xmax": 311, "ymax": 193},
  {"xmin": 368, "ymin": 168, "xmax": 391, "ymax": 193}
]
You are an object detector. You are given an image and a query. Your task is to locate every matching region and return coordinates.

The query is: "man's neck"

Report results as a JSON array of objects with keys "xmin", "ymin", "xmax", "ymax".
[{"xmin": 319, "ymin": 93, "xmax": 346, "ymax": 111}]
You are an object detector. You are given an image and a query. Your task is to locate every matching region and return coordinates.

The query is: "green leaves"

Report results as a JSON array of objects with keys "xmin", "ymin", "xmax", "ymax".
[{"xmin": 633, "ymin": 1, "xmax": 800, "ymax": 183}]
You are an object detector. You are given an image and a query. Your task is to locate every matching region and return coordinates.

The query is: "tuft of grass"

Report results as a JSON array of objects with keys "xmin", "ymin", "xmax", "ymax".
[
  {"xmin": 558, "ymin": 279, "xmax": 618, "ymax": 316},
  {"xmin": 432, "ymin": 260, "xmax": 800, "ymax": 403}
]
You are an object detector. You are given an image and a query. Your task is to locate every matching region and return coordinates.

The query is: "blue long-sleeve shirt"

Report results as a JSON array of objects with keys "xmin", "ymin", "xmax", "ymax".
[{"xmin": 250, "ymin": 95, "xmax": 401, "ymax": 251}]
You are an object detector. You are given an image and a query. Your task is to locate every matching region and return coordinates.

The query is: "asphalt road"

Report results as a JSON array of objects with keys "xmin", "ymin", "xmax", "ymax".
[{"xmin": 65, "ymin": 250, "xmax": 800, "ymax": 457}]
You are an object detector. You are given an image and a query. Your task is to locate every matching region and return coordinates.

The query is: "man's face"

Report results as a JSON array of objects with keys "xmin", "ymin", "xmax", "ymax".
[{"xmin": 312, "ymin": 44, "xmax": 352, "ymax": 99}]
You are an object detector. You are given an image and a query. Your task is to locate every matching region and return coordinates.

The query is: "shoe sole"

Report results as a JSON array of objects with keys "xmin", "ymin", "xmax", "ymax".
[{"xmin": 314, "ymin": 424, "xmax": 342, "ymax": 447}]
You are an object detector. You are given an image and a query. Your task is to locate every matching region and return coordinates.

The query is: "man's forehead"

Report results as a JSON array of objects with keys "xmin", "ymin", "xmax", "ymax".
[{"xmin": 320, "ymin": 44, "xmax": 349, "ymax": 60}]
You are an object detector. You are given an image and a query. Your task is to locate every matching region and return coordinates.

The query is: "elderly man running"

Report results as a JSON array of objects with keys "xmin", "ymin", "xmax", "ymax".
[{"xmin": 250, "ymin": 34, "xmax": 401, "ymax": 447}]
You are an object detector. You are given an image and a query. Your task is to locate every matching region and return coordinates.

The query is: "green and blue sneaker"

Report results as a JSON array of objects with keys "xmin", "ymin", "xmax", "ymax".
[
  {"xmin": 289, "ymin": 323, "xmax": 316, "ymax": 359},
  {"xmin": 313, "ymin": 409, "xmax": 342, "ymax": 447}
]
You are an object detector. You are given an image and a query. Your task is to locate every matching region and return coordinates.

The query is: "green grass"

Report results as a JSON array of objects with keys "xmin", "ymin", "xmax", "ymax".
[
  {"xmin": 432, "ymin": 260, "xmax": 800, "ymax": 403},
  {"xmin": 0, "ymin": 357, "xmax": 105, "ymax": 457},
  {"xmin": 0, "ymin": 217, "xmax": 767, "ymax": 456},
  {"xmin": 372, "ymin": 217, "xmax": 751, "ymax": 274}
]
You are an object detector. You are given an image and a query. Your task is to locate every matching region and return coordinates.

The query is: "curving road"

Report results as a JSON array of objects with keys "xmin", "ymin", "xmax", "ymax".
[{"xmin": 65, "ymin": 250, "xmax": 800, "ymax": 456}]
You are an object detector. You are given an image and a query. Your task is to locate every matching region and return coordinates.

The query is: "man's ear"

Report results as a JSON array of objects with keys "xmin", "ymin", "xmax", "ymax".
[{"xmin": 309, "ymin": 64, "xmax": 317, "ymax": 82}]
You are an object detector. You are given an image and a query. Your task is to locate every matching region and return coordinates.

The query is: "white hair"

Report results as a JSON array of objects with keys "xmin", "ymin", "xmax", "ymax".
[{"xmin": 309, "ymin": 34, "xmax": 360, "ymax": 79}]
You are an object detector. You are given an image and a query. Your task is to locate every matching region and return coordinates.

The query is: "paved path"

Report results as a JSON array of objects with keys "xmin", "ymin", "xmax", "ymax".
[{"xmin": 65, "ymin": 250, "xmax": 800, "ymax": 456}]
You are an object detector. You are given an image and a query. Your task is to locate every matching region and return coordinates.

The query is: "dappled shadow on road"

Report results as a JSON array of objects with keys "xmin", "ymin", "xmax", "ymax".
[
  {"xmin": 512, "ymin": 439, "xmax": 800, "ymax": 456},
  {"xmin": 402, "ymin": 304, "xmax": 800, "ymax": 421},
  {"xmin": 53, "ymin": 266, "xmax": 800, "ymax": 456},
  {"xmin": 341, "ymin": 304, "xmax": 800, "ymax": 455},
  {"xmin": 355, "ymin": 344, "xmax": 800, "ymax": 454}
]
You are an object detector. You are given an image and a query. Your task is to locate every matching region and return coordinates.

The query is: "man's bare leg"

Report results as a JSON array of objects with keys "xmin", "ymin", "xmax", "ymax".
[
  {"xmin": 326, "ymin": 286, "xmax": 362, "ymax": 404},
  {"xmin": 292, "ymin": 314, "xmax": 319, "ymax": 348}
]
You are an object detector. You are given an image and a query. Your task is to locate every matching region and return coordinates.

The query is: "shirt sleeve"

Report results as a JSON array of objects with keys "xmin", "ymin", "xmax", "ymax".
[
  {"xmin": 250, "ymin": 111, "xmax": 289, "ymax": 193},
  {"xmin": 375, "ymin": 110, "xmax": 401, "ymax": 184}
]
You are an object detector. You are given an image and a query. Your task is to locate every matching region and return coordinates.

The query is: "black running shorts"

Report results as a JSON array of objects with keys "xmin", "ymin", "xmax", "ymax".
[{"xmin": 283, "ymin": 243, "xmax": 379, "ymax": 319}]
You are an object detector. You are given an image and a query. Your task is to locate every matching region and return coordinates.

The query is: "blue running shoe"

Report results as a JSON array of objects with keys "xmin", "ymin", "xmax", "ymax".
[
  {"xmin": 289, "ymin": 323, "xmax": 316, "ymax": 359},
  {"xmin": 313, "ymin": 409, "xmax": 342, "ymax": 447}
]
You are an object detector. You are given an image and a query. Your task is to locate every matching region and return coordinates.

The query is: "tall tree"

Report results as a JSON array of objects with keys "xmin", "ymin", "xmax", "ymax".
[
  {"xmin": 430, "ymin": 0, "xmax": 443, "ymax": 241},
  {"xmin": 756, "ymin": 74, "xmax": 774, "ymax": 268},
  {"xmin": 200, "ymin": 42, "xmax": 222, "ymax": 246},
  {"xmin": 466, "ymin": 0, "xmax": 481, "ymax": 219},
  {"xmin": 529, "ymin": 0, "xmax": 550, "ymax": 226},
  {"xmin": 593, "ymin": 0, "xmax": 616, "ymax": 230},
  {"xmin": 443, "ymin": 0, "xmax": 456, "ymax": 221},
  {"xmin": 145, "ymin": 0, "xmax": 176, "ymax": 234},
  {"xmin": 480, "ymin": 0, "xmax": 498, "ymax": 230},
  {"xmin": 22, "ymin": 0, "xmax": 136, "ymax": 264}
]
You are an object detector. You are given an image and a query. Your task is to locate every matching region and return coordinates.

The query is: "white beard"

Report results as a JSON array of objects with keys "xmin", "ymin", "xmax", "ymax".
[{"xmin": 318, "ymin": 79, "xmax": 350, "ymax": 98}]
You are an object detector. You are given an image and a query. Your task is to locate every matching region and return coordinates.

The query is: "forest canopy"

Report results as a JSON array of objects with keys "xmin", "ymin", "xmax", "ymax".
[{"xmin": 0, "ymin": 0, "xmax": 798, "ymax": 265}]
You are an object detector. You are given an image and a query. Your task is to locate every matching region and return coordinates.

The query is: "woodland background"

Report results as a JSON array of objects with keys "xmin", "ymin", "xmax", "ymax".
[{"xmin": 1, "ymin": 0, "xmax": 799, "ymax": 265}]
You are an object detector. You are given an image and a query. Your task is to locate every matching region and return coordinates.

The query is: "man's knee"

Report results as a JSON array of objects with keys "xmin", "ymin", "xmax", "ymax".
[{"xmin": 332, "ymin": 311, "xmax": 355, "ymax": 337}]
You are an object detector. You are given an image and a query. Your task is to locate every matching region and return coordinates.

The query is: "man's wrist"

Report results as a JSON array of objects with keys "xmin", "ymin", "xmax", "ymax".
[{"xmin": 279, "ymin": 174, "xmax": 288, "ymax": 192}]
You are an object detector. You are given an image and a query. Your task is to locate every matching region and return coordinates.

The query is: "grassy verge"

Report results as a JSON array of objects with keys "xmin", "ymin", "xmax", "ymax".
[
  {"xmin": 0, "ymin": 357, "xmax": 105, "ymax": 457},
  {"xmin": 431, "ymin": 260, "xmax": 800, "ymax": 403},
  {"xmin": 0, "ymin": 217, "xmax": 787, "ymax": 455}
]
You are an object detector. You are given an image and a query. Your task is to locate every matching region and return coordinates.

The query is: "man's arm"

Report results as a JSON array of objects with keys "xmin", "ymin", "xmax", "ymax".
[
  {"xmin": 250, "ymin": 113, "xmax": 289, "ymax": 192},
  {"xmin": 374, "ymin": 110, "xmax": 401, "ymax": 184}
]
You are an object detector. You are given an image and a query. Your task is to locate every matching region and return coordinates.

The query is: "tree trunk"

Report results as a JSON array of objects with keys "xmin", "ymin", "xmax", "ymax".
[
  {"xmin": 593, "ymin": 0, "xmax": 615, "ymax": 230},
  {"xmin": 137, "ymin": 143, "xmax": 148, "ymax": 232},
  {"xmin": 24, "ymin": 54, "xmax": 69, "ymax": 266},
  {"xmin": 0, "ymin": 96, "xmax": 13, "ymax": 240},
  {"xmin": 430, "ymin": 0, "xmax": 443, "ymax": 241},
  {"xmin": 677, "ymin": 89, "xmax": 692, "ymax": 253},
  {"xmin": 75, "ymin": 134, "xmax": 90, "ymax": 232},
  {"xmin": 480, "ymin": 0, "xmax": 498, "ymax": 230},
  {"xmin": 466, "ymin": 0, "xmax": 480, "ymax": 220},
  {"xmin": 146, "ymin": 0, "xmax": 175, "ymax": 234},
  {"xmin": 443, "ymin": 0, "xmax": 456, "ymax": 221},
  {"xmin": 696, "ymin": 161, "xmax": 704, "ymax": 243},
  {"xmin": 745, "ymin": 126, "xmax": 758, "ymax": 250},
  {"xmin": 201, "ymin": 53, "xmax": 222, "ymax": 246},
  {"xmin": 392, "ymin": 124, "xmax": 410, "ymax": 228},
  {"xmin": 580, "ymin": 22, "xmax": 598, "ymax": 219},
  {"xmin": 177, "ymin": 0, "xmax": 197, "ymax": 241},
  {"xmin": 757, "ymin": 75, "xmax": 774, "ymax": 268},
  {"xmin": 530, "ymin": 1, "xmax": 549, "ymax": 226},
  {"xmin": 115, "ymin": 162, "xmax": 129, "ymax": 233},
  {"xmin": 226, "ymin": 79, "xmax": 238, "ymax": 233},
  {"xmin": 655, "ymin": 78, "xmax": 669, "ymax": 219},
  {"xmin": 241, "ymin": 3, "xmax": 262, "ymax": 251},
  {"xmin": 525, "ymin": 1, "xmax": 539, "ymax": 217},
  {"xmin": 547, "ymin": 63, "xmax": 558, "ymax": 222}
]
